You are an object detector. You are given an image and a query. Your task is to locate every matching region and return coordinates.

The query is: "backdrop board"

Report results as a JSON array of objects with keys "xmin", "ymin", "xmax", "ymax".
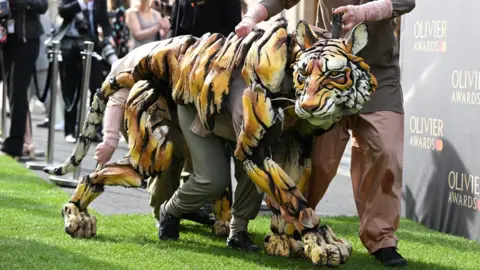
[{"xmin": 400, "ymin": 0, "xmax": 480, "ymax": 242}]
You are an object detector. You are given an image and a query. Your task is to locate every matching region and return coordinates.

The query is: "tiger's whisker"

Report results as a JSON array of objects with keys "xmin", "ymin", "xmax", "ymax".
[
  {"xmin": 271, "ymin": 97, "xmax": 296, "ymax": 104},
  {"xmin": 281, "ymin": 105, "xmax": 295, "ymax": 112},
  {"xmin": 272, "ymin": 105, "xmax": 295, "ymax": 123}
]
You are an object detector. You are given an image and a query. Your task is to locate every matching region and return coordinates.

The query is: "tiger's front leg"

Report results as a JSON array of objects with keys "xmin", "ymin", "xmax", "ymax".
[
  {"xmin": 263, "ymin": 134, "xmax": 309, "ymax": 258},
  {"xmin": 234, "ymin": 85, "xmax": 352, "ymax": 267},
  {"xmin": 264, "ymin": 197, "xmax": 304, "ymax": 258}
]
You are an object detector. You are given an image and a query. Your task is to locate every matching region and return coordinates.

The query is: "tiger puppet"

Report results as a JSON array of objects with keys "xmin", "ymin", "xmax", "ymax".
[{"xmin": 44, "ymin": 18, "xmax": 377, "ymax": 267}]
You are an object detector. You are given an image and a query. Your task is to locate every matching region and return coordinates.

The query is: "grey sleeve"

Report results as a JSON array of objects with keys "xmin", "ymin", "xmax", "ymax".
[
  {"xmin": 258, "ymin": 0, "xmax": 301, "ymax": 19},
  {"xmin": 392, "ymin": 0, "xmax": 416, "ymax": 17}
]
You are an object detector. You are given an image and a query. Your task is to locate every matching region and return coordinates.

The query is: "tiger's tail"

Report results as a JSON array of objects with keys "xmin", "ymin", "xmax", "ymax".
[{"xmin": 43, "ymin": 70, "xmax": 136, "ymax": 176}]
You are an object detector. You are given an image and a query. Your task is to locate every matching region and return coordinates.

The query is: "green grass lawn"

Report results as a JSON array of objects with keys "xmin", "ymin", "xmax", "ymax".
[{"xmin": 0, "ymin": 156, "xmax": 478, "ymax": 270}]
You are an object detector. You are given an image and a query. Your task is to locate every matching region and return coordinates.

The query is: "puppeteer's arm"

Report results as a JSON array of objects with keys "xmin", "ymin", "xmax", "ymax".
[
  {"xmin": 344, "ymin": 0, "xmax": 416, "ymax": 22},
  {"xmin": 257, "ymin": 0, "xmax": 299, "ymax": 20}
]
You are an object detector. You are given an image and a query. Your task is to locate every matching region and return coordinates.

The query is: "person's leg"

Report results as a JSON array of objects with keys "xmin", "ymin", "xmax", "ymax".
[
  {"xmin": 143, "ymin": 100, "xmax": 215, "ymax": 226},
  {"xmin": 349, "ymin": 111, "xmax": 406, "ymax": 267},
  {"xmin": 303, "ymin": 122, "xmax": 351, "ymax": 207},
  {"xmin": 60, "ymin": 41, "xmax": 81, "ymax": 141},
  {"xmin": 1, "ymin": 38, "xmax": 40, "ymax": 157},
  {"xmin": 226, "ymin": 70, "xmax": 264, "ymax": 251},
  {"xmin": 159, "ymin": 104, "xmax": 231, "ymax": 240},
  {"xmin": 0, "ymin": 39, "xmax": 14, "ymax": 157},
  {"xmin": 88, "ymin": 57, "xmax": 104, "ymax": 142},
  {"xmin": 23, "ymin": 109, "xmax": 35, "ymax": 158},
  {"xmin": 227, "ymin": 155, "xmax": 263, "ymax": 251}
]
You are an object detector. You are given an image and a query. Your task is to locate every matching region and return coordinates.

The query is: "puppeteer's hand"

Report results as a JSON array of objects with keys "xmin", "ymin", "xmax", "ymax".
[
  {"xmin": 334, "ymin": 0, "xmax": 393, "ymax": 32},
  {"xmin": 333, "ymin": 5, "xmax": 366, "ymax": 32},
  {"xmin": 235, "ymin": 17, "xmax": 256, "ymax": 38},
  {"xmin": 94, "ymin": 142, "xmax": 115, "ymax": 167}
]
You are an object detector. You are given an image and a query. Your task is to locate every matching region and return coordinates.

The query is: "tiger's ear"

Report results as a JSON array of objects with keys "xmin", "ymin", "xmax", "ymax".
[
  {"xmin": 344, "ymin": 23, "xmax": 369, "ymax": 55},
  {"xmin": 295, "ymin": 20, "xmax": 320, "ymax": 49}
]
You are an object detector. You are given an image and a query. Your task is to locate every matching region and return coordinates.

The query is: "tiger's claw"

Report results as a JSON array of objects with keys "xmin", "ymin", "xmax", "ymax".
[
  {"xmin": 61, "ymin": 203, "xmax": 97, "ymax": 238},
  {"xmin": 264, "ymin": 233, "xmax": 304, "ymax": 258},
  {"xmin": 303, "ymin": 225, "xmax": 352, "ymax": 267}
]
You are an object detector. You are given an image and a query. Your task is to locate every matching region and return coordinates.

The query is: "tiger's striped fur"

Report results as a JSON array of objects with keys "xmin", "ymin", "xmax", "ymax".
[{"xmin": 44, "ymin": 18, "xmax": 377, "ymax": 267}]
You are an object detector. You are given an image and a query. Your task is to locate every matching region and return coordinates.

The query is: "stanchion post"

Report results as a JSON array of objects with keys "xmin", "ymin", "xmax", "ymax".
[
  {"xmin": 46, "ymin": 41, "xmax": 61, "ymax": 164},
  {"xmin": 73, "ymin": 41, "xmax": 94, "ymax": 179},
  {"xmin": 49, "ymin": 41, "xmax": 94, "ymax": 187},
  {"xmin": 26, "ymin": 40, "xmax": 62, "ymax": 170}
]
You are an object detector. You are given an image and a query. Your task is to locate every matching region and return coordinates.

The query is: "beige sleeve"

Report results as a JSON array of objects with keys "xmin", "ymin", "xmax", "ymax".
[
  {"xmin": 102, "ymin": 88, "xmax": 130, "ymax": 148},
  {"xmin": 258, "ymin": 0, "xmax": 301, "ymax": 19}
]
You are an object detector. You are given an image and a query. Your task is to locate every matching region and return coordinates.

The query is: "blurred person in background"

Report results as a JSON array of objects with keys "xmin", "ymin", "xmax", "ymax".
[
  {"xmin": 56, "ymin": 0, "xmax": 114, "ymax": 143},
  {"xmin": 126, "ymin": 0, "xmax": 168, "ymax": 49},
  {"xmin": 163, "ymin": 0, "xmax": 242, "ymax": 38},
  {"xmin": 108, "ymin": 0, "xmax": 131, "ymax": 58},
  {"xmin": 0, "ymin": 0, "xmax": 48, "ymax": 159}
]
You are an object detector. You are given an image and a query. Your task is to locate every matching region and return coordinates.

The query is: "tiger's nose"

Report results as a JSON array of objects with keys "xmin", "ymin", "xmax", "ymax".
[{"xmin": 300, "ymin": 102, "xmax": 317, "ymax": 113}]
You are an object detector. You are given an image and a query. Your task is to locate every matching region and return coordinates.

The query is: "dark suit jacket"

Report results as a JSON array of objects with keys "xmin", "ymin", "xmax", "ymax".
[
  {"xmin": 57, "ymin": 0, "xmax": 112, "ymax": 41},
  {"xmin": 8, "ymin": 0, "xmax": 49, "ymax": 41},
  {"xmin": 169, "ymin": 0, "xmax": 242, "ymax": 38}
]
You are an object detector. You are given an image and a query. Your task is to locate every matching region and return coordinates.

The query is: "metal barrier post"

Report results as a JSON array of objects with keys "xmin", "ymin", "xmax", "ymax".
[
  {"xmin": 49, "ymin": 41, "xmax": 94, "ymax": 187},
  {"xmin": 26, "ymin": 41, "xmax": 62, "ymax": 169}
]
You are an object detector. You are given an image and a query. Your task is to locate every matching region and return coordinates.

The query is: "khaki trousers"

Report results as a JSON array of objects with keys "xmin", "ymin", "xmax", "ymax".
[
  {"xmin": 305, "ymin": 111, "xmax": 404, "ymax": 254},
  {"xmin": 165, "ymin": 104, "xmax": 264, "ymax": 220}
]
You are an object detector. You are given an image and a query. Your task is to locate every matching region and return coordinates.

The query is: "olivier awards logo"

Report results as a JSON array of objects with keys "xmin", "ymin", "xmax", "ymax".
[
  {"xmin": 413, "ymin": 20, "xmax": 447, "ymax": 52},
  {"xmin": 450, "ymin": 70, "xmax": 480, "ymax": 105},
  {"xmin": 448, "ymin": 171, "xmax": 480, "ymax": 211},
  {"xmin": 408, "ymin": 116, "xmax": 444, "ymax": 151}
]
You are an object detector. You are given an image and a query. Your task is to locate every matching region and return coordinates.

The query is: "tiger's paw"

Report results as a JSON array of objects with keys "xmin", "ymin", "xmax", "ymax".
[
  {"xmin": 264, "ymin": 233, "xmax": 304, "ymax": 258},
  {"xmin": 61, "ymin": 203, "xmax": 97, "ymax": 238},
  {"xmin": 213, "ymin": 220, "xmax": 230, "ymax": 237},
  {"xmin": 303, "ymin": 225, "xmax": 352, "ymax": 267}
]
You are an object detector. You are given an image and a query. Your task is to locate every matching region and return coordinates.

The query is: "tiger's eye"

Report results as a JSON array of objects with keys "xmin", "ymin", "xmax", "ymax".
[
  {"xmin": 298, "ymin": 69, "xmax": 308, "ymax": 77},
  {"xmin": 330, "ymin": 71, "xmax": 340, "ymax": 77},
  {"xmin": 298, "ymin": 74, "xmax": 306, "ymax": 83}
]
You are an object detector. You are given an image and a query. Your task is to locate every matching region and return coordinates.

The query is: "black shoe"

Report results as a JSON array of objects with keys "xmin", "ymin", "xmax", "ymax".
[
  {"xmin": 158, "ymin": 203, "xmax": 180, "ymax": 240},
  {"xmin": 37, "ymin": 118, "xmax": 49, "ymax": 128},
  {"xmin": 181, "ymin": 209, "xmax": 215, "ymax": 225},
  {"xmin": 227, "ymin": 231, "xmax": 260, "ymax": 252},
  {"xmin": 373, "ymin": 247, "xmax": 408, "ymax": 267},
  {"xmin": 200, "ymin": 200, "xmax": 213, "ymax": 214}
]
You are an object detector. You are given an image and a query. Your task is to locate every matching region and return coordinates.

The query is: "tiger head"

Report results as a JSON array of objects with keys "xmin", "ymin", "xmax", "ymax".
[{"xmin": 291, "ymin": 21, "xmax": 378, "ymax": 129}]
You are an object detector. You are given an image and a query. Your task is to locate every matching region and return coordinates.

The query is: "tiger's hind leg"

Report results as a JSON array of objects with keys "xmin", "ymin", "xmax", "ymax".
[
  {"xmin": 63, "ymin": 79, "xmax": 182, "ymax": 239},
  {"xmin": 212, "ymin": 187, "xmax": 232, "ymax": 237},
  {"xmin": 62, "ymin": 158, "xmax": 144, "ymax": 238}
]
